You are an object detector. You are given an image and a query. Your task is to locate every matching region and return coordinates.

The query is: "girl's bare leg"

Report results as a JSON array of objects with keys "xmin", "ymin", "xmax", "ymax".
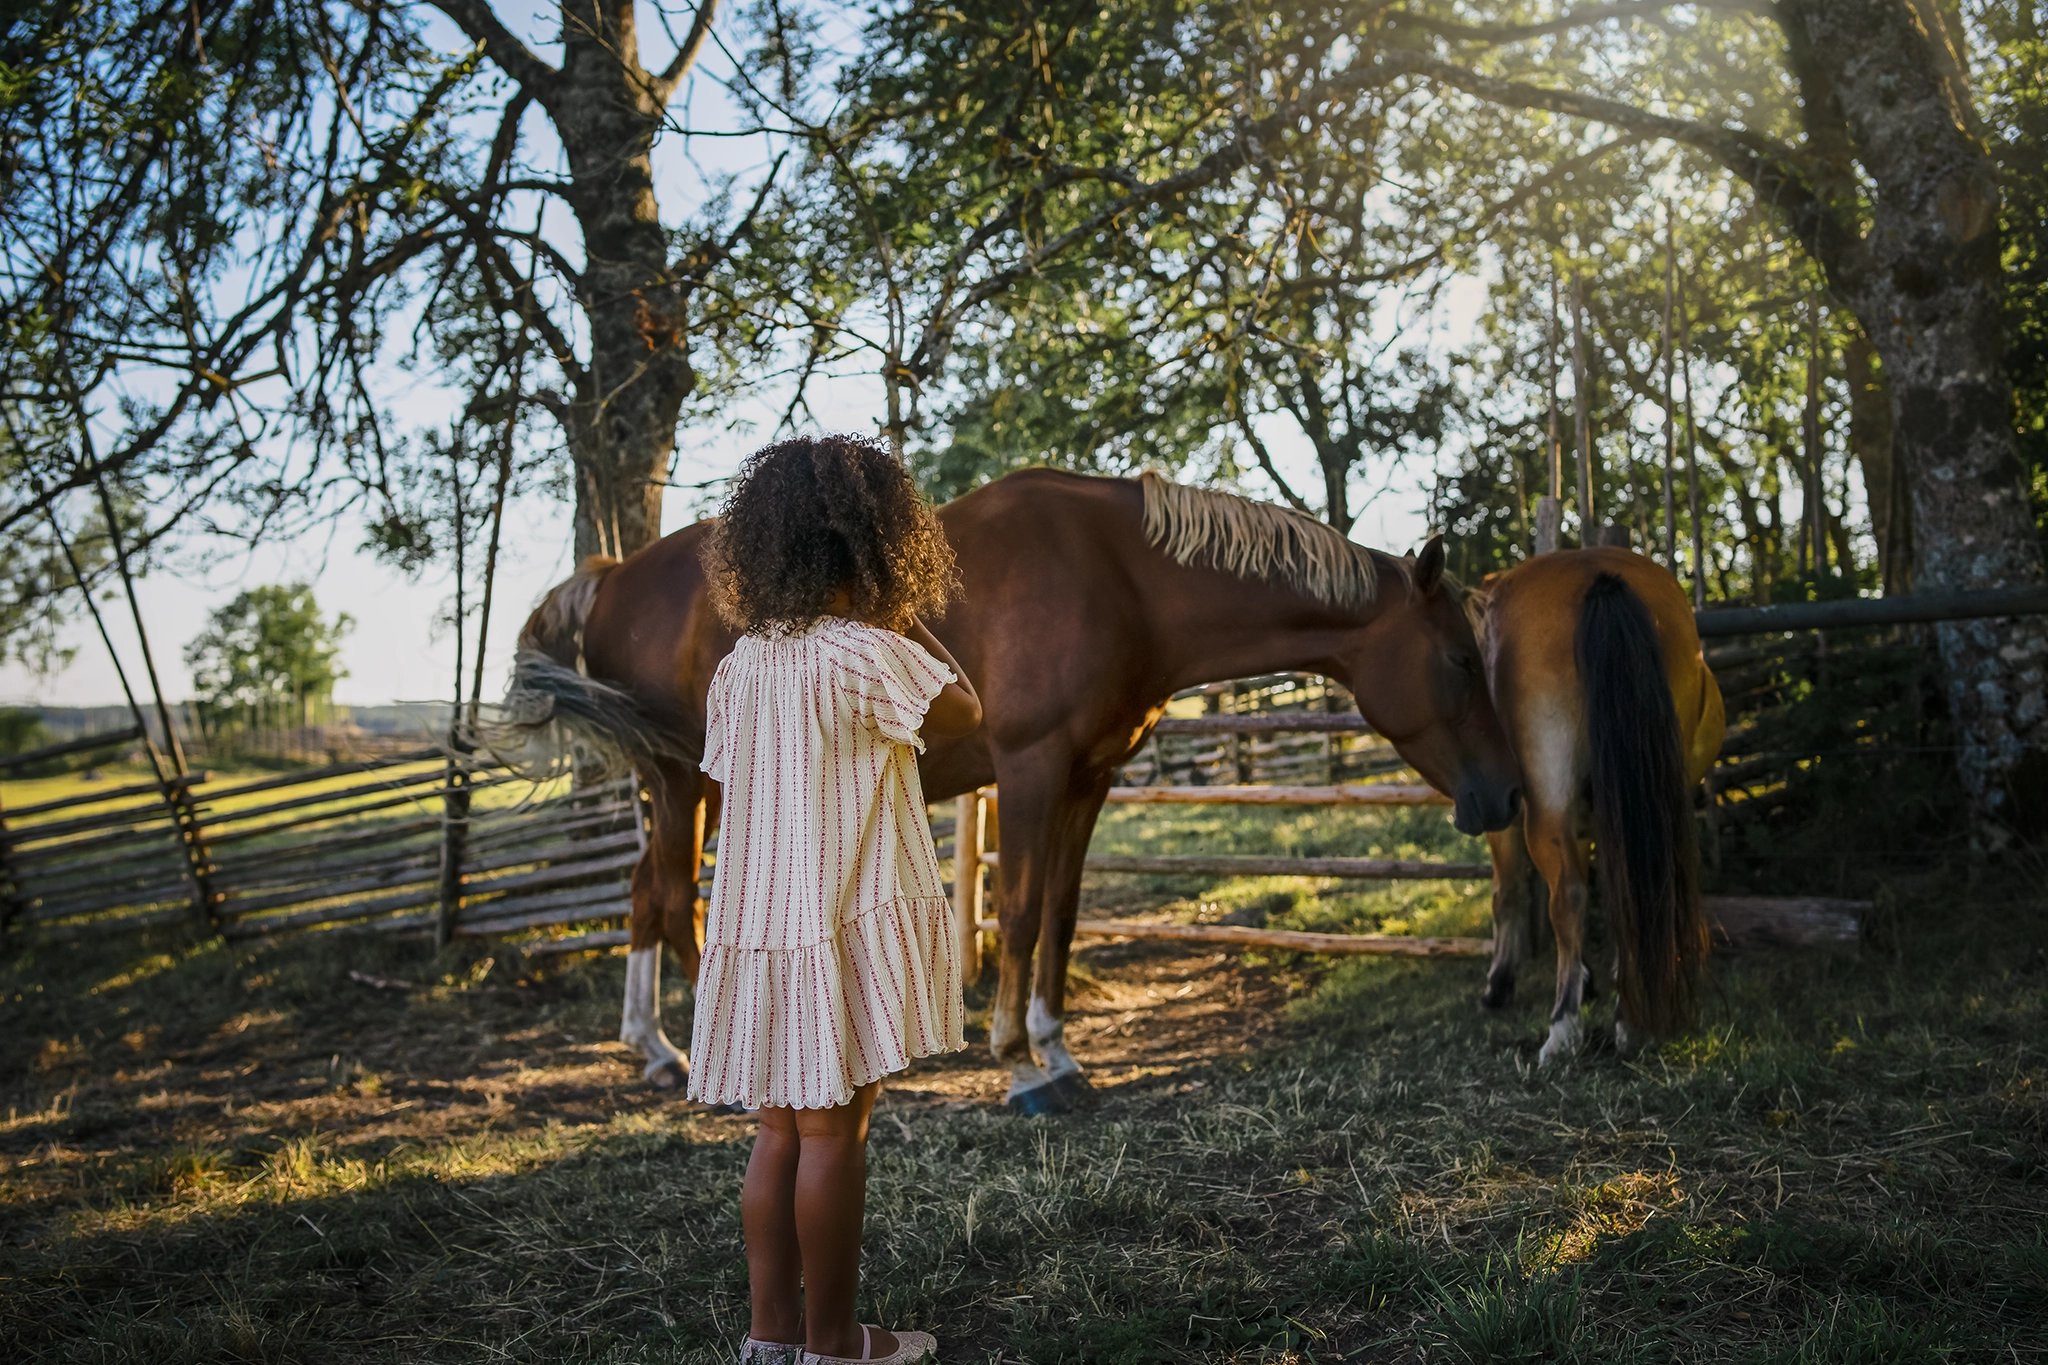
[
  {"xmin": 744, "ymin": 1112, "xmax": 805, "ymax": 1345},
  {"xmin": 789, "ymin": 1081, "xmax": 897, "ymax": 1359}
]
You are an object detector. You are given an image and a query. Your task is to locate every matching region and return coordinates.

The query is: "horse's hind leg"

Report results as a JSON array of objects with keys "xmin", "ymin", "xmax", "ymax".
[
  {"xmin": 1482, "ymin": 818, "xmax": 1543, "ymax": 1012},
  {"xmin": 1523, "ymin": 800, "xmax": 1593, "ymax": 1065},
  {"xmin": 620, "ymin": 762, "xmax": 705, "ymax": 1090}
]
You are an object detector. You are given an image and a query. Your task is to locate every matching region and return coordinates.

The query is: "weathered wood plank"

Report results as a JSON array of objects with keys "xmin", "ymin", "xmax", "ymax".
[
  {"xmin": 221, "ymin": 886, "xmax": 440, "ymax": 938},
  {"xmin": 973, "ymin": 916, "xmax": 1491, "ymax": 957},
  {"xmin": 1, "ymin": 773, "xmax": 208, "ymax": 822},
  {"xmin": 519, "ymin": 928, "xmax": 631, "ymax": 956},
  {"xmin": 457, "ymin": 849, "xmax": 640, "ymax": 900},
  {"xmin": 1149, "ymin": 713, "xmax": 1374, "ymax": 735},
  {"xmin": 1102, "ymin": 783, "xmax": 1448, "ymax": 807},
  {"xmin": 1705, "ymin": 895, "xmax": 1868, "ymax": 949},
  {"xmin": 979, "ymin": 850, "xmax": 1490, "ymax": 880},
  {"xmin": 458, "ymin": 897, "xmax": 632, "ymax": 938},
  {"xmin": 0, "ymin": 724, "xmax": 144, "ymax": 772},
  {"xmin": 456, "ymin": 878, "xmax": 640, "ymax": 925}
]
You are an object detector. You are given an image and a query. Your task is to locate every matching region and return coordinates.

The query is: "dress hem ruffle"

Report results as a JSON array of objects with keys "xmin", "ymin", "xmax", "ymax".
[{"xmin": 687, "ymin": 893, "xmax": 964, "ymax": 1111}]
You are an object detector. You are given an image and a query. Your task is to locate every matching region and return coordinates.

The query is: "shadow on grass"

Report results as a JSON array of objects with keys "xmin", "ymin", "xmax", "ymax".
[{"xmin": 5, "ymin": 859, "xmax": 2046, "ymax": 1363}]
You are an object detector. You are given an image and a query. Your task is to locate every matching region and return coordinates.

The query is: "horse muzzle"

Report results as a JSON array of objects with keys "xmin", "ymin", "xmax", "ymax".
[{"xmin": 1453, "ymin": 780, "xmax": 1521, "ymax": 836}]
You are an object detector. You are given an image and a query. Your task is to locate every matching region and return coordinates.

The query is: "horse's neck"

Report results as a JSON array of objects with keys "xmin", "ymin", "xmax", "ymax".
[{"xmin": 1142, "ymin": 560, "xmax": 1392, "ymax": 694}]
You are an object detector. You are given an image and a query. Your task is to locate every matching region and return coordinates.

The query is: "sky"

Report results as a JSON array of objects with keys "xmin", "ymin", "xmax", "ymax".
[{"xmin": 0, "ymin": 2, "xmax": 1471, "ymax": 713}]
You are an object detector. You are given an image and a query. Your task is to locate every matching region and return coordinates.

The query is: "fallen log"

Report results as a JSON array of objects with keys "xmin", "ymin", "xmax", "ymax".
[{"xmin": 1705, "ymin": 895, "xmax": 1867, "ymax": 949}]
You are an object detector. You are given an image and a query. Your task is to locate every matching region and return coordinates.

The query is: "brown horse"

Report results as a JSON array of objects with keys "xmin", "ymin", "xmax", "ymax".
[
  {"xmin": 503, "ymin": 468, "xmax": 1523, "ymax": 1112},
  {"xmin": 1462, "ymin": 549, "xmax": 1723, "ymax": 1063}
]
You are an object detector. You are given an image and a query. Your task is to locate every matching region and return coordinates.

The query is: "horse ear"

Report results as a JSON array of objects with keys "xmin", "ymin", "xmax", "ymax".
[{"xmin": 1415, "ymin": 535, "xmax": 1447, "ymax": 595}]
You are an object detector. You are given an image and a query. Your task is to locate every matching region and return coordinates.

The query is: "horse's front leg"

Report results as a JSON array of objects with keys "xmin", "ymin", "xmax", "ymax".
[
  {"xmin": 1025, "ymin": 779, "xmax": 1108, "ymax": 1106},
  {"xmin": 619, "ymin": 762, "xmax": 705, "ymax": 1090},
  {"xmin": 985, "ymin": 761, "xmax": 1093, "ymax": 1115},
  {"xmin": 1524, "ymin": 799, "xmax": 1593, "ymax": 1066},
  {"xmin": 1482, "ymin": 817, "xmax": 1542, "ymax": 1012}
]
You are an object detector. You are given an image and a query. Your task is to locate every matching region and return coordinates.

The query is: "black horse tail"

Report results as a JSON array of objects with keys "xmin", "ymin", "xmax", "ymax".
[
  {"xmin": 1576, "ymin": 572, "xmax": 1708, "ymax": 1035},
  {"xmin": 477, "ymin": 556, "xmax": 698, "ymax": 781}
]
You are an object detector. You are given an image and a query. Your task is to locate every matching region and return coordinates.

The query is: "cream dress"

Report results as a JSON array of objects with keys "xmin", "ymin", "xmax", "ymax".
[{"xmin": 687, "ymin": 617, "xmax": 965, "ymax": 1110}]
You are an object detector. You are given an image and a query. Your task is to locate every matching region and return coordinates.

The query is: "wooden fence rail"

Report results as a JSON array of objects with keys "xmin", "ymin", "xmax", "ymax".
[{"xmin": 5, "ymin": 661, "xmax": 1882, "ymax": 963}]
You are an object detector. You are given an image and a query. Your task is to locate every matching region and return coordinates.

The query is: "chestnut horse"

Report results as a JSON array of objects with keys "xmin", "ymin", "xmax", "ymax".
[
  {"xmin": 503, "ymin": 468, "xmax": 1522, "ymax": 1112},
  {"xmin": 1462, "ymin": 549, "xmax": 1724, "ymax": 1063}
]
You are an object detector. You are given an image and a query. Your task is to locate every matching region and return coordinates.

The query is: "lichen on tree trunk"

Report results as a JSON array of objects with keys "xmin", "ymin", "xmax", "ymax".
[{"xmin": 1792, "ymin": 0, "xmax": 2048, "ymax": 841}]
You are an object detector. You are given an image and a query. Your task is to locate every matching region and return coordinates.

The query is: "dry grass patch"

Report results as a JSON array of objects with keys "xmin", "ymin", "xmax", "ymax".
[{"xmin": 3, "ymin": 850, "xmax": 2045, "ymax": 1362}]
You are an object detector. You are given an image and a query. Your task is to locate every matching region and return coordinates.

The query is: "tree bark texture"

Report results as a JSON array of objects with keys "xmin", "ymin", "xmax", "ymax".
[
  {"xmin": 434, "ymin": 1, "xmax": 716, "ymax": 562},
  {"xmin": 555, "ymin": 5, "xmax": 693, "ymax": 561},
  {"xmin": 1786, "ymin": 0, "xmax": 2048, "ymax": 841},
  {"xmin": 1844, "ymin": 334, "xmax": 1911, "ymax": 593}
]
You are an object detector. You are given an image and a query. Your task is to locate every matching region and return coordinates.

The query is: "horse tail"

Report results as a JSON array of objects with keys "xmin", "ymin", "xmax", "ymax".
[
  {"xmin": 1576, "ymin": 571, "xmax": 1708, "ymax": 1036},
  {"xmin": 480, "ymin": 557, "xmax": 698, "ymax": 780}
]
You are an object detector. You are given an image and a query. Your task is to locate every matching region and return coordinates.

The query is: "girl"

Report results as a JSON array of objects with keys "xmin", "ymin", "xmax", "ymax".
[{"xmin": 691, "ymin": 435, "xmax": 982, "ymax": 1365}]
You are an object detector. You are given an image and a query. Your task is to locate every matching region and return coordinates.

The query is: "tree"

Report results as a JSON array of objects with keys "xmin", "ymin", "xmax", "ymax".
[
  {"xmin": 183, "ymin": 584, "xmax": 352, "ymax": 730},
  {"xmin": 886, "ymin": 0, "xmax": 2042, "ymax": 838},
  {"xmin": 1341, "ymin": 0, "xmax": 2044, "ymax": 838}
]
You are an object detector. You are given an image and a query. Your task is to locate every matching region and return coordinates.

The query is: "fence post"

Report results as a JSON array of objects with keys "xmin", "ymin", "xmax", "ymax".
[
  {"xmin": 436, "ymin": 752, "xmax": 471, "ymax": 948},
  {"xmin": 0, "ymin": 795, "xmax": 20, "ymax": 936},
  {"xmin": 954, "ymin": 791, "xmax": 983, "ymax": 983},
  {"xmin": 982, "ymin": 789, "xmax": 999, "ymax": 960}
]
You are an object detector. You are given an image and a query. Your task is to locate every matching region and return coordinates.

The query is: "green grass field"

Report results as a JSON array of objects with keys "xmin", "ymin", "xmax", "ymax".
[{"xmin": 2, "ymin": 801, "xmax": 2043, "ymax": 1363}]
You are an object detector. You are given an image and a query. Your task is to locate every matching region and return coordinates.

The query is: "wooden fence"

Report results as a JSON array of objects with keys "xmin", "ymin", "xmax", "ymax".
[
  {"xmin": 0, "ymin": 731, "xmax": 642, "ymax": 950},
  {"xmin": 4, "ymin": 662, "xmax": 1867, "ymax": 964}
]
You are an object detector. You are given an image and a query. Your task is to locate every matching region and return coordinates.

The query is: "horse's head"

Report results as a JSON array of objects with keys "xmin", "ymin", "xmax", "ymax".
[{"xmin": 1338, "ymin": 537, "xmax": 1521, "ymax": 835}]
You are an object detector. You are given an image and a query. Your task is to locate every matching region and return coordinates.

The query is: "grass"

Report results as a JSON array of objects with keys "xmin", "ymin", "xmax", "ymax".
[
  {"xmin": 2, "ymin": 801, "xmax": 2045, "ymax": 1363},
  {"xmin": 1, "ymin": 758, "xmax": 564, "ymax": 830},
  {"xmin": 1084, "ymin": 803, "xmax": 1497, "ymax": 940}
]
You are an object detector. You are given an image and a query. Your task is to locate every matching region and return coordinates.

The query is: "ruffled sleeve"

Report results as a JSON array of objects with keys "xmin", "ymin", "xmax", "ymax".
[
  {"xmin": 841, "ymin": 626, "xmax": 956, "ymax": 751},
  {"xmin": 699, "ymin": 653, "xmax": 736, "ymax": 784}
]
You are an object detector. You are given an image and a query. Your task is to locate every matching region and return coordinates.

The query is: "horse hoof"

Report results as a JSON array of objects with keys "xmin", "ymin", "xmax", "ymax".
[
  {"xmin": 1049, "ymin": 1070, "xmax": 1096, "ymax": 1106},
  {"xmin": 1005, "ymin": 1082, "xmax": 1071, "ymax": 1116},
  {"xmin": 1479, "ymin": 984, "xmax": 1515, "ymax": 1013},
  {"xmin": 645, "ymin": 1059, "xmax": 688, "ymax": 1091},
  {"xmin": 1537, "ymin": 1020, "xmax": 1582, "ymax": 1067}
]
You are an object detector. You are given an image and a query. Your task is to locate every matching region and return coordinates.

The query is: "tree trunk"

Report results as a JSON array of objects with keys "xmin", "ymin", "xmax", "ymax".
[
  {"xmin": 554, "ymin": 4, "xmax": 692, "ymax": 561},
  {"xmin": 1793, "ymin": 0, "xmax": 2048, "ymax": 841},
  {"xmin": 1844, "ymin": 334, "xmax": 1912, "ymax": 593}
]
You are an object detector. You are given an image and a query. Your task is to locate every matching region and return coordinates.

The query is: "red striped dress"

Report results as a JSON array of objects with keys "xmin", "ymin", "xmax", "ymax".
[{"xmin": 687, "ymin": 617, "xmax": 965, "ymax": 1110}]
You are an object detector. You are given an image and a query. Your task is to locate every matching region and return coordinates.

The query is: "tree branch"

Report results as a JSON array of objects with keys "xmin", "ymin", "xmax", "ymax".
[
  {"xmin": 1234, "ymin": 401, "xmax": 1318, "ymax": 517},
  {"xmin": 652, "ymin": 0, "xmax": 719, "ymax": 103},
  {"xmin": 1373, "ymin": 50, "xmax": 1853, "ymax": 273},
  {"xmin": 428, "ymin": 0, "xmax": 561, "ymax": 109},
  {"xmin": 1386, "ymin": 1, "xmax": 1766, "ymax": 45}
]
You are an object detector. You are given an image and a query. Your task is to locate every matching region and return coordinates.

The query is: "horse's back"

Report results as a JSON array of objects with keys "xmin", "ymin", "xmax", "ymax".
[
  {"xmin": 1488, "ymin": 548, "xmax": 1718, "ymax": 779},
  {"xmin": 581, "ymin": 520, "xmax": 728, "ymax": 721}
]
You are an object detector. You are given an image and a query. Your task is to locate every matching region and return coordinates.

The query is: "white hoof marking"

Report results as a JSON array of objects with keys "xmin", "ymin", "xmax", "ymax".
[
  {"xmin": 1539, "ymin": 1016, "xmax": 1583, "ymax": 1066},
  {"xmin": 1004, "ymin": 1061, "xmax": 1054, "ymax": 1102},
  {"xmin": 1027, "ymin": 995, "xmax": 1082, "ymax": 1081},
  {"xmin": 1613, "ymin": 1018, "xmax": 1638, "ymax": 1058},
  {"xmin": 620, "ymin": 947, "xmax": 686, "ymax": 1075}
]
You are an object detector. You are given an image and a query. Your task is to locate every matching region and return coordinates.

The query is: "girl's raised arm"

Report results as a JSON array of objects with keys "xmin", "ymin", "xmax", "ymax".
[{"xmin": 907, "ymin": 618, "xmax": 982, "ymax": 738}]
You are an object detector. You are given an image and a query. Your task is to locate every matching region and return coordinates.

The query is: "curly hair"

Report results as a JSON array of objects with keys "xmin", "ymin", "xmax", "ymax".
[{"xmin": 703, "ymin": 435, "xmax": 959, "ymax": 635}]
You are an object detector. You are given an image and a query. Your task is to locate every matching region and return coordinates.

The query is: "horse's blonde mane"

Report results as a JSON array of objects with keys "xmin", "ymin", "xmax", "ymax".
[
  {"xmin": 1139, "ymin": 471, "xmax": 1381, "ymax": 607},
  {"xmin": 1450, "ymin": 578, "xmax": 1493, "ymax": 649}
]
